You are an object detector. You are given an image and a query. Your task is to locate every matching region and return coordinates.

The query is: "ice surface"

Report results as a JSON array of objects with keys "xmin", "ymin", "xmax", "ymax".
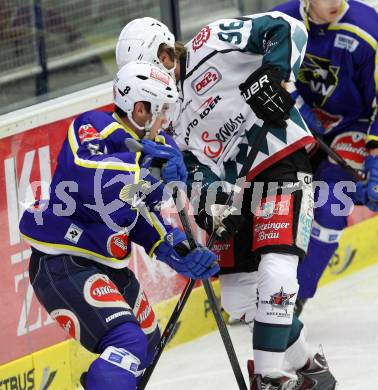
[{"xmin": 148, "ymin": 265, "xmax": 378, "ymax": 389}]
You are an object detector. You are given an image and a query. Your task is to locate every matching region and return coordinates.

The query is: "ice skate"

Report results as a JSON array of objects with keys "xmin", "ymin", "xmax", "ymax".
[
  {"xmin": 296, "ymin": 352, "xmax": 337, "ymax": 390},
  {"xmin": 250, "ymin": 373, "xmax": 298, "ymax": 389},
  {"xmin": 248, "ymin": 360, "xmax": 297, "ymax": 390}
]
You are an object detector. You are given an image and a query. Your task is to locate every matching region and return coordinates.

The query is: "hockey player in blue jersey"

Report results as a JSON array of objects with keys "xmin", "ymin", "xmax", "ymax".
[
  {"xmin": 273, "ymin": 0, "xmax": 378, "ymax": 315},
  {"xmin": 19, "ymin": 61, "xmax": 219, "ymax": 390}
]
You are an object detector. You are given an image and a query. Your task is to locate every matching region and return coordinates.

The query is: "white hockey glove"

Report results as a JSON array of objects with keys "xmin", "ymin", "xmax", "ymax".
[{"xmin": 196, "ymin": 193, "xmax": 245, "ymax": 241}]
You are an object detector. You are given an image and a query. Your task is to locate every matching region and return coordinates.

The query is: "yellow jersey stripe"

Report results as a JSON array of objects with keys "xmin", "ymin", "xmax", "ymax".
[
  {"xmin": 21, "ymin": 233, "xmax": 130, "ymax": 262},
  {"xmin": 100, "ymin": 122, "xmax": 125, "ymax": 139},
  {"xmin": 112, "ymin": 112, "xmax": 141, "ymax": 140},
  {"xmin": 146, "ymin": 212, "xmax": 167, "ymax": 257},
  {"xmin": 367, "ymin": 134, "xmax": 378, "ymax": 143},
  {"xmin": 68, "ymin": 121, "xmax": 141, "ymax": 178}
]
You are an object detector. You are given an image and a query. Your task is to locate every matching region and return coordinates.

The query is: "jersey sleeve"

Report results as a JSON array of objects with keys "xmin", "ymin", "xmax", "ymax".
[
  {"xmin": 128, "ymin": 209, "xmax": 172, "ymax": 257},
  {"xmin": 62, "ymin": 113, "xmax": 170, "ymax": 211},
  {"xmin": 244, "ymin": 11, "xmax": 308, "ymax": 82},
  {"xmin": 69, "ymin": 112, "xmax": 141, "ymax": 176},
  {"xmin": 64, "ymin": 113, "xmax": 141, "ymax": 190}
]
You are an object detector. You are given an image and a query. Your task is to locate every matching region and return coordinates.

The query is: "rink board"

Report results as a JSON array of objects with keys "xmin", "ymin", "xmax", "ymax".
[
  {"xmin": 319, "ymin": 214, "xmax": 378, "ymax": 285},
  {"xmin": 0, "ymin": 280, "xmax": 222, "ymax": 390}
]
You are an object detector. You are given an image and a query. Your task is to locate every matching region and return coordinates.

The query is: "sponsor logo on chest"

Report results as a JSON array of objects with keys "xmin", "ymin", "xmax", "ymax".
[
  {"xmin": 191, "ymin": 67, "xmax": 222, "ymax": 95},
  {"xmin": 334, "ymin": 34, "xmax": 359, "ymax": 52},
  {"xmin": 184, "ymin": 96, "xmax": 221, "ymax": 144}
]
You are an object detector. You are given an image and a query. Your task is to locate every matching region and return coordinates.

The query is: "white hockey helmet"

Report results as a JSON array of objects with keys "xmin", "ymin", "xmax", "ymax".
[
  {"xmin": 114, "ymin": 61, "xmax": 179, "ymax": 130},
  {"xmin": 116, "ymin": 17, "xmax": 175, "ymax": 72}
]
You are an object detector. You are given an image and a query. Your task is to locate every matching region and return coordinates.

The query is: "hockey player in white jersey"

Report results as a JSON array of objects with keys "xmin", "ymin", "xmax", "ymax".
[{"xmin": 116, "ymin": 15, "xmax": 337, "ymax": 389}]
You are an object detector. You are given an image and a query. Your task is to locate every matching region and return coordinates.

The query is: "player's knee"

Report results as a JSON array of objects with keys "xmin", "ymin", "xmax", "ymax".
[
  {"xmin": 86, "ymin": 346, "xmax": 141, "ymax": 389},
  {"xmin": 85, "ymin": 323, "xmax": 148, "ymax": 389},
  {"xmin": 310, "ymin": 220, "xmax": 343, "ymax": 245},
  {"xmin": 99, "ymin": 322, "xmax": 148, "ymax": 365},
  {"xmin": 220, "ymin": 273, "xmax": 258, "ymax": 322},
  {"xmin": 259, "ymin": 252, "xmax": 298, "ymax": 289},
  {"xmin": 101, "ymin": 345, "xmax": 142, "ymax": 374}
]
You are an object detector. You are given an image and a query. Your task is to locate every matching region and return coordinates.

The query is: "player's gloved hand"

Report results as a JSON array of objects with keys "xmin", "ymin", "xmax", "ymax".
[
  {"xmin": 141, "ymin": 139, "xmax": 188, "ymax": 183},
  {"xmin": 155, "ymin": 228, "xmax": 220, "ymax": 279},
  {"xmin": 298, "ymin": 102, "xmax": 326, "ymax": 135},
  {"xmin": 196, "ymin": 193, "xmax": 245, "ymax": 241},
  {"xmin": 356, "ymin": 155, "xmax": 378, "ymax": 211},
  {"xmin": 239, "ymin": 64, "xmax": 294, "ymax": 128}
]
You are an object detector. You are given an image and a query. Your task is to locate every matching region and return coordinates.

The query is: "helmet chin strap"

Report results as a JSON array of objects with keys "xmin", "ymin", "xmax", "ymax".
[
  {"xmin": 128, "ymin": 112, "xmax": 158, "ymax": 139},
  {"xmin": 143, "ymin": 112, "xmax": 162, "ymax": 139},
  {"xmin": 128, "ymin": 113, "xmax": 146, "ymax": 133}
]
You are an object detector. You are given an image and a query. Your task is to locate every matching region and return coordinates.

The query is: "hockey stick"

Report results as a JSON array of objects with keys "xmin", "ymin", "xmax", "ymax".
[
  {"xmin": 127, "ymin": 138, "xmax": 246, "ymax": 389},
  {"xmin": 173, "ymin": 187, "xmax": 248, "ymax": 390},
  {"xmin": 127, "ymin": 122, "xmax": 269, "ymax": 389},
  {"xmin": 311, "ymin": 131, "xmax": 366, "ymax": 181},
  {"xmin": 138, "ymin": 200, "xmax": 249, "ymax": 389},
  {"xmin": 166, "ymin": 122, "xmax": 271, "ymax": 390}
]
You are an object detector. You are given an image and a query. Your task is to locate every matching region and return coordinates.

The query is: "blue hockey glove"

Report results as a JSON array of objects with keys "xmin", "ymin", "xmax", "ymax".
[
  {"xmin": 298, "ymin": 102, "xmax": 325, "ymax": 135},
  {"xmin": 155, "ymin": 228, "xmax": 220, "ymax": 279},
  {"xmin": 141, "ymin": 140, "xmax": 188, "ymax": 184},
  {"xmin": 356, "ymin": 155, "xmax": 378, "ymax": 211}
]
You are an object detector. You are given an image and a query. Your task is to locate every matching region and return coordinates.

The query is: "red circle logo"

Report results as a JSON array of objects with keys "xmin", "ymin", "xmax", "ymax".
[{"xmin": 192, "ymin": 26, "xmax": 211, "ymax": 52}]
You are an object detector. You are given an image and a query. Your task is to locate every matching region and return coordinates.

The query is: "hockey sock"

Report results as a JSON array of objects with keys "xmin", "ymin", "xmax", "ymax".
[
  {"xmin": 297, "ymin": 235, "xmax": 339, "ymax": 299},
  {"xmin": 284, "ymin": 316, "xmax": 312, "ymax": 371},
  {"xmin": 253, "ymin": 253, "xmax": 299, "ymax": 378}
]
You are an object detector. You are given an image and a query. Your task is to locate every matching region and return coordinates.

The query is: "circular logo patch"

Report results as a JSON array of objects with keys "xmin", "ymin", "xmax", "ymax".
[
  {"xmin": 192, "ymin": 26, "xmax": 211, "ymax": 52},
  {"xmin": 50, "ymin": 308, "xmax": 80, "ymax": 341},
  {"xmin": 84, "ymin": 274, "xmax": 130, "ymax": 309},
  {"xmin": 133, "ymin": 289, "xmax": 157, "ymax": 335},
  {"xmin": 107, "ymin": 232, "xmax": 129, "ymax": 259}
]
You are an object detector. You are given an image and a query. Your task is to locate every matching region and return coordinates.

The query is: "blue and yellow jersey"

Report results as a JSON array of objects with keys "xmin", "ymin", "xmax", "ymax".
[
  {"xmin": 273, "ymin": 0, "xmax": 378, "ymax": 147},
  {"xmin": 19, "ymin": 110, "xmax": 175, "ymax": 268}
]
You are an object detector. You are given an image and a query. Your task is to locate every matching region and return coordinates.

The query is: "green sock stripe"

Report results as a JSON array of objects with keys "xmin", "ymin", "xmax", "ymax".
[
  {"xmin": 287, "ymin": 315, "xmax": 304, "ymax": 348},
  {"xmin": 253, "ymin": 320, "xmax": 292, "ymax": 352}
]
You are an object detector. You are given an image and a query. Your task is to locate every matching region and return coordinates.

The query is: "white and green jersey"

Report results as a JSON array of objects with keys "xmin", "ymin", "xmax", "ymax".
[{"xmin": 174, "ymin": 11, "xmax": 315, "ymax": 181}]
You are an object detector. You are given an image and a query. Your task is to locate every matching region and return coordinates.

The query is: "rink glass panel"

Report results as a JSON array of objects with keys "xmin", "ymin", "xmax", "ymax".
[{"xmin": 0, "ymin": 0, "xmax": 286, "ymax": 116}]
